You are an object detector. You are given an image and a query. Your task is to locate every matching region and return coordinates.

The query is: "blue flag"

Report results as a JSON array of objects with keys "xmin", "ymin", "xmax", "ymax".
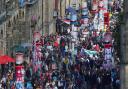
[{"xmin": 19, "ymin": 0, "xmax": 25, "ymax": 8}]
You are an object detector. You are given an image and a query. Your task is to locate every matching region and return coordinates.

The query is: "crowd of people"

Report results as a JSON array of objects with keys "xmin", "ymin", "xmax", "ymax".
[
  {"xmin": 24, "ymin": 31, "xmax": 119, "ymax": 89},
  {"xmin": 0, "ymin": 0, "xmax": 122, "ymax": 89}
]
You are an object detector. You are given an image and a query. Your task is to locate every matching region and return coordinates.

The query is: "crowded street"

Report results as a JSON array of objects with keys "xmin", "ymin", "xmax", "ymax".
[{"xmin": 0, "ymin": 0, "xmax": 123, "ymax": 89}]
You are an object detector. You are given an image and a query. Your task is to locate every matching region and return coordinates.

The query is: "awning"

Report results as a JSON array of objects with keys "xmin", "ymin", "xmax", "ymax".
[
  {"xmin": 0, "ymin": 55, "xmax": 15, "ymax": 64},
  {"xmin": 62, "ymin": 19, "xmax": 70, "ymax": 25},
  {"xmin": 57, "ymin": 19, "xmax": 70, "ymax": 27}
]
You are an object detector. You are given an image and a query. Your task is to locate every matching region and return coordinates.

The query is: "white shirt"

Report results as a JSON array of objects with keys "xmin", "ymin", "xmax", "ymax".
[{"xmin": 65, "ymin": 45, "xmax": 68, "ymax": 52}]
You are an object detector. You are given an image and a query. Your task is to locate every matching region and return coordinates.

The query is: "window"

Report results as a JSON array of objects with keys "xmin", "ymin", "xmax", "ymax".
[
  {"xmin": 13, "ymin": 17, "xmax": 16, "ymax": 24},
  {"xmin": 19, "ymin": 9, "xmax": 25, "ymax": 19},
  {"xmin": 8, "ymin": 20, "xmax": 11, "ymax": 27},
  {"xmin": 19, "ymin": 9, "xmax": 22, "ymax": 18},
  {"xmin": 1, "ymin": 29, "xmax": 3, "ymax": 35}
]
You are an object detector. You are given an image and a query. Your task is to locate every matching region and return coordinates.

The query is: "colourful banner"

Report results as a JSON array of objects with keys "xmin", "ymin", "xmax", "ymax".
[
  {"xmin": 104, "ymin": 12, "xmax": 110, "ymax": 31},
  {"xmin": 84, "ymin": 49, "xmax": 98, "ymax": 56},
  {"xmin": 15, "ymin": 66, "xmax": 25, "ymax": 82},
  {"xmin": 82, "ymin": 8, "xmax": 88, "ymax": 16},
  {"xmin": 71, "ymin": 14, "xmax": 77, "ymax": 21}
]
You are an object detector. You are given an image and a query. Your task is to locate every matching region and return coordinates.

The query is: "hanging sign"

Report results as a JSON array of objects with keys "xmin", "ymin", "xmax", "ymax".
[
  {"xmin": 15, "ymin": 65, "xmax": 25, "ymax": 89},
  {"xmin": 104, "ymin": 32, "xmax": 112, "ymax": 42},
  {"xmin": 104, "ymin": 12, "xmax": 110, "ymax": 30},
  {"xmin": 15, "ymin": 66, "xmax": 25, "ymax": 82},
  {"xmin": 92, "ymin": 1, "xmax": 98, "ymax": 11},
  {"xmin": 99, "ymin": 0, "xmax": 104, "ymax": 8},
  {"xmin": 71, "ymin": 14, "xmax": 77, "ymax": 22},
  {"xmin": 82, "ymin": 8, "xmax": 88, "ymax": 16},
  {"xmin": 82, "ymin": 2, "xmax": 87, "ymax": 8},
  {"xmin": 103, "ymin": 0, "xmax": 108, "ymax": 13},
  {"xmin": 104, "ymin": 47, "xmax": 112, "ymax": 60}
]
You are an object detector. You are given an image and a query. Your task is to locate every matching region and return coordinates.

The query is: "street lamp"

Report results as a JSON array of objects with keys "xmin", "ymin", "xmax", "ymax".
[{"xmin": 53, "ymin": 9, "xmax": 58, "ymax": 18}]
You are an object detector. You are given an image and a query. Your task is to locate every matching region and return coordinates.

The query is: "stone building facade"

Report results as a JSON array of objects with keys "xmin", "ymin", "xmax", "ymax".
[
  {"xmin": 0, "ymin": 0, "xmax": 59, "ymax": 55},
  {"xmin": 120, "ymin": 0, "xmax": 128, "ymax": 88},
  {"xmin": 0, "ymin": 0, "xmax": 18, "ymax": 55}
]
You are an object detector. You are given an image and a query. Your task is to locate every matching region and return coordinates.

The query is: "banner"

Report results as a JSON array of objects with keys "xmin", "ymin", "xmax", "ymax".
[
  {"xmin": 15, "ymin": 66, "xmax": 25, "ymax": 89},
  {"xmin": 104, "ymin": 32, "xmax": 112, "ymax": 42},
  {"xmin": 98, "ymin": 10, "xmax": 104, "ymax": 31},
  {"xmin": 92, "ymin": 1, "xmax": 98, "ymax": 11},
  {"xmin": 103, "ymin": 0, "xmax": 108, "ymax": 13},
  {"xmin": 82, "ymin": 8, "xmax": 88, "ymax": 16},
  {"xmin": 16, "ymin": 66, "xmax": 25, "ymax": 82},
  {"xmin": 71, "ymin": 14, "xmax": 77, "ymax": 22},
  {"xmin": 99, "ymin": 0, "xmax": 104, "ymax": 8},
  {"xmin": 82, "ymin": 2, "xmax": 87, "ymax": 8},
  {"xmin": 104, "ymin": 47, "xmax": 112, "ymax": 60},
  {"xmin": 93, "ymin": 13, "xmax": 98, "ymax": 29},
  {"xmin": 104, "ymin": 44, "xmax": 112, "ymax": 48},
  {"xmin": 84, "ymin": 49, "xmax": 98, "ymax": 56},
  {"xmin": 104, "ymin": 12, "xmax": 110, "ymax": 31}
]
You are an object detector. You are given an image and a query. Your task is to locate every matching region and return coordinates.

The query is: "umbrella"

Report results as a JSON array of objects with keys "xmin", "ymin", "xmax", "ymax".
[
  {"xmin": 0, "ymin": 60, "xmax": 8, "ymax": 64},
  {"xmin": 0, "ymin": 55, "xmax": 15, "ymax": 64}
]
